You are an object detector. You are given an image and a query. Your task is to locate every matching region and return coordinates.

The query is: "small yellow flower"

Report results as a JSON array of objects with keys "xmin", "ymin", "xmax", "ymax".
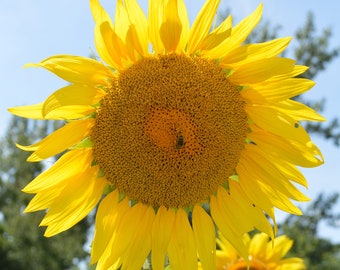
[
  {"xmin": 9, "ymin": 0, "xmax": 324, "ymax": 269},
  {"xmin": 209, "ymin": 231, "xmax": 306, "ymax": 270}
]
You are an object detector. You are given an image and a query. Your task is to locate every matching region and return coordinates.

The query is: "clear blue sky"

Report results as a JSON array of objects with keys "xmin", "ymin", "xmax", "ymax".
[{"xmin": 1, "ymin": 1, "xmax": 339, "ymax": 241}]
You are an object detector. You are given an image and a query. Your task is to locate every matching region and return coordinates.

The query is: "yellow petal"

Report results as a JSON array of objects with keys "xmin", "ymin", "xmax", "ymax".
[
  {"xmin": 125, "ymin": 0, "xmax": 148, "ymax": 55},
  {"xmin": 187, "ymin": 0, "xmax": 220, "ymax": 54},
  {"xmin": 21, "ymin": 118, "xmax": 94, "ymax": 162},
  {"xmin": 177, "ymin": 0, "xmax": 190, "ymax": 52},
  {"xmin": 24, "ymin": 185, "xmax": 62, "ymax": 212},
  {"xmin": 200, "ymin": 16, "xmax": 232, "ymax": 52},
  {"xmin": 160, "ymin": 0, "xmax": 182, "ymax": 52},
  {"xmin": 248, "ymin": 125, "xmax": 323, "ymax": 168},
  {"xmin": 90, "ymin": 0, "xmax": 112, "ymax": 25},
  {"xmin": 242, "ymin": 144, "xmax": 310, "ymax": 202},
  {"xmin": 273, "ymin": 100, "xmax": 326, "ymax": 122},
  {"xmin": 228, "ymin": 181, "xmax": 274, "ymax": 239},
  {"xmin": 121, "ymin": 206, "xmax": 155, "ymax": 270},
  {"xmin": 246, "ymin": 104, "xmax": 311, "ymax": 145},
  {"xmin": 90, "ymin": 0, "xmax": 115, "ymax": 66},
  {"xmin": 249, "ymin": 233, "xmax": 269, "ymax": 258},
  {"xmin": 126, "ymin": 24, "xmax": 145, "ymax": 61},
  {"xmin": 225, "ymin": 3, "xmax": 262, "ymax": 51},
  {"xmin": 99, "ymin": 21, "xmax": 131, "ymax": 69},
  {"xmin": 242, "ymin": 145, "xmax": 308, "ymax": 215},
  {"xmin": 148, "ymin": 0, "xmax": 165, "ymax": 53},
  {"xmin": 8, "ymin": 103, "xmax": 60, "ymax": 120},
  {"xmin": 53, "ymin": 106, "xmax": 95, "ymax": 119},
  {"xmin": 279, "ymin": 258, "xmax": 306, "ymax": 269},
  {"xmin": 167, "ymin": 208, "xmax": 197, "ymax": 270},
  {"xmin": 270, "ymin": 65, "xmax": 309, "ymax": 80},
  {"xmin": 151, "ymin": 206, "xmax": 175, "ymax": 270},
  {"xmin": 42, "ymin": 167, "xmax": 106, "ymax": 237},
  {"xmin": 42, "ymin": 84, "xmax": 105, "ymax": 116},
  {"xmin": 269, "ymin": 235, "xmax": 293, "ymax": 260},
  {"xmin": 26, "ymin": 55, "xmax": 113, "ymax": 86},
  {"xmin": 217, "ymin": 187, "xmax": 254, "ymax": 234},
  {"xmin": 215, "ymin": 232, "xmax": 238, "ymax": 262},
  {"xmin": 114, "ymin": 0, "xmax": 130, "ymax": 43},
  {"xmin": 95, "ymin": 197, "xmax": 130, "ymax": 269},
  {"xmin": 222, "ymin": 37, "xmax": 292, "ymax": 68},
  {"xmin": 94, "ymin": 23, "xmax": 119, "ymax": 68},
  {"xmin": 91, "ymin": 190, "xmax": 120, "ymax": 263},
  {"xmin": 114, "ymin": 0, "xmax": 141, "ymax": 61},
  {"xmin": 193, "ymin": 205, "xmax": 216, "ymax": 270},
  {"xmin": 10, "ymin": 102, "xmax": 96, "ymax": 122},
  {"xmin": 275, "ymin": 160, "xmax": 308, "ymax": 188},
  {"xmin": 236, "ymin": 158, "xmax": 276, "ymax": 221},
  {"xmin": 208, "ymin": 4, "xmax": 263, "ymax": 59},
  {"xmin": 98, "ymin": 202, "xmax": 147, "ymax": 270},
  {"xmin": 259, "ymin": 182, "xmax": 303, "ymax": 215},
  {"xmin": 210, "ymin": 193, "xmax": 249, "ymax": 261},
  {"xmin": 230, "ymin": 58, "xmax": 295, "ymax": 85},
  {"xmin": 241, "ymin": 78, "xmax": 315, "ymax": 103},
  {"xmin": 22, "ymin": 148, "xmax": 93, "ymax": 193}
]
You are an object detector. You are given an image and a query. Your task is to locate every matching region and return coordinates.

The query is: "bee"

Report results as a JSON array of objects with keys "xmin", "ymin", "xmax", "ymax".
[{"xmin": 175, "ymin": 134, "xmax": 185, "ymax": 149}]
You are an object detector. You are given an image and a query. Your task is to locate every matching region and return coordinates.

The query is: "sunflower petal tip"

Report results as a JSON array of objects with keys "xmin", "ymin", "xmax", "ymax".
[
  {"xmin": 15, "ymin": 143, "xmax": 23, "ymax": 149},
  {"xmin": 26, "ymin": 153, "xmax": 43, "ymax": 162},
  {"xmin": 319, "ymin": 115, "xmax": 327, "ymax": 122},
  {"xmin": 21, "ymin": 186, "xmax": 34, "ymax": 194},
  {"xmin": 43, "ymin": 229, "xmax": 54, "ymax": 238},
  {"xmin": 23, "ymin": 63, "xmax": 39, "ymax": 68},
  {"xmin": 284, "ymin": 36, "xmax": 293, "ymax": 44},
  {"xmin": 256, "ymin": 2, "xmax": 264, "ymax": 13}
]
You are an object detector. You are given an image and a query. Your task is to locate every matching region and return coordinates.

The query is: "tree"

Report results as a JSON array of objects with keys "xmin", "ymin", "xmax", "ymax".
[
  {"xmin": 280, "ymin": 193, "xmax": 340, "ymax": 269},
  {"xmin": 294, "ymin": 13, "xmax": 340, "ymax": 146},
  {"xmin": 0, "ymin": 117, "xmax": 90, "ymax": 270}
]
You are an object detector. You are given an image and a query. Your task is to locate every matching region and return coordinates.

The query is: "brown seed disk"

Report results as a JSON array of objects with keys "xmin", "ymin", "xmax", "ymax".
[{"xmin": 91, "ymin": 54, "xmax": 248, "ymax": 208}]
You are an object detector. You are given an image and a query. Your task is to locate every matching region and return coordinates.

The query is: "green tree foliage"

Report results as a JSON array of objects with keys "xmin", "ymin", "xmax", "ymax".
[
  {"xmin": 295, "ymin": 13, "xmax": 339, "ymax": 80},
  {"xmin": 294, "ymin": 13, "xmax": 340, "ymax": 146},
  {"xmin": 280, "ymin": 193, "xmax": 340, "ymax": 269},
  {"xmin": 0, "ymin": 117, "xmax": 90, "ymax": 270}
]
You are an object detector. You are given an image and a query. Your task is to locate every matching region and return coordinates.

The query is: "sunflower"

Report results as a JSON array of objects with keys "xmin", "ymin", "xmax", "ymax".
[
  {"xmin": 206, "ymin": 231, "xmax": 306, "ymax": 270},
  {"xmin": 9, "ymin": 0, "xmax": 324, "ymax": 269}
]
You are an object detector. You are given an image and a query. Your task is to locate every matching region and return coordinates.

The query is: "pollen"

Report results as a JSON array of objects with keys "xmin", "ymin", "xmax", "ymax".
[{"xmin": 91, "ymin": 54, "xmax": 248, "ymax": 208}]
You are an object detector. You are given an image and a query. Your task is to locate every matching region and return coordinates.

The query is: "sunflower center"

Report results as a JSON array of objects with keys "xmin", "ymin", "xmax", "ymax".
[{"xmin": 91, "ymin": 54, "xmax": 248, "ymax": 208}]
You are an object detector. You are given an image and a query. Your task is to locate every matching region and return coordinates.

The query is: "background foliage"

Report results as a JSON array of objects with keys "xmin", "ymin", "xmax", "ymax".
[{"xmin": 0, "ymin": 119, "xmax": 90, "ymax": 269}]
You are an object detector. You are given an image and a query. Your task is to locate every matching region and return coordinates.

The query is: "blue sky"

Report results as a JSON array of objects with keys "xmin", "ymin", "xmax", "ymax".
[{"xmin": 1, "ymin": 1, "xmax": 339, "ymax": 241}]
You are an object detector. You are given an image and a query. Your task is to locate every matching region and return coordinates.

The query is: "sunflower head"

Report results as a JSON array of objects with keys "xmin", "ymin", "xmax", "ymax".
[
  {"xmin": 9, "ymin": 0, "xmax": 324, "ymax": 269},
  {"xmin": 210, "ymin": 231, "xmax": 306, "ymax": 270},
  {"xmin": 91, "ymin": 53, "xmax": 248, "ymax": 208}
]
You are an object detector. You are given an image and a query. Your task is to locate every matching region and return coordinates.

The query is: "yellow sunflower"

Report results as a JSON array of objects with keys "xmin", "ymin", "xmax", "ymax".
[
  {"xmin": 9, "ymin": 0, "xmax": 324, "ymax": 269},
  {"xmin": 208, "ymin": 231, "xmax": 306, "ymax": 270}
]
